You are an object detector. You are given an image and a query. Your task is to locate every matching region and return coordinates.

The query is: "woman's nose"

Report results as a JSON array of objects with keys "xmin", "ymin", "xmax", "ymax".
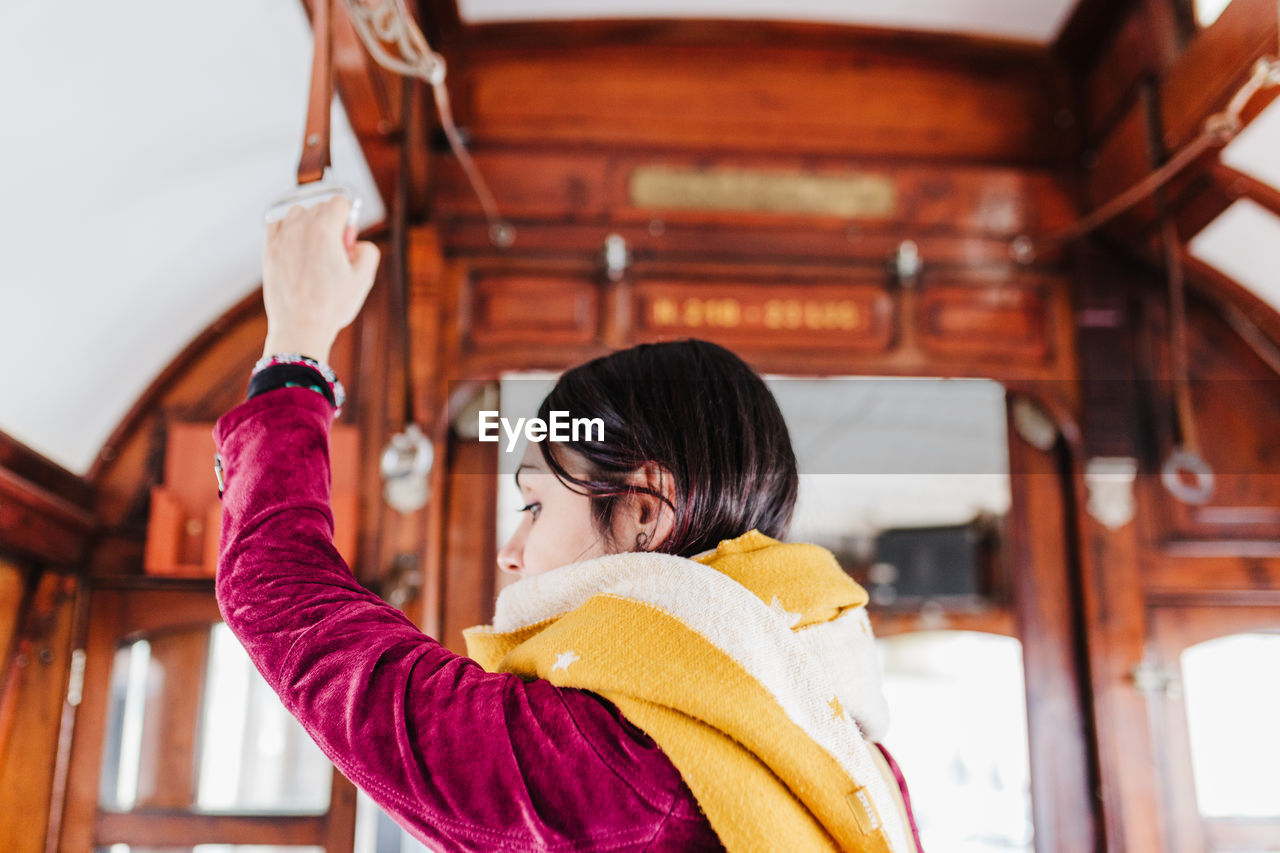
[{"xmin": 496, "ymin": 531, "xmax": 523, "ymax": 575}]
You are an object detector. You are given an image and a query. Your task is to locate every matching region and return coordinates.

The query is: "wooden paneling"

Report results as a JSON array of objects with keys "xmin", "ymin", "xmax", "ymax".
[
  {"xmin": 467, "ymin": 275, "xmax": 599, "ymax": 346},
  {"xmin": 0, "ymin": 561, "xmax": 23, "ymax": 682},
  {"xmin": 919, "ymin": 282, "xmax": 1050, "ymax": 360},
  {"xmin": 1145, "ymin": 554, "xmax": 1280, "ymax": 599},
  {"xmin": 448, "ymin": 257, "xmax": 1076, "ymax": 383},
  {"xmin": 455, "ymin": 30, "xmax": 1067, "ymax": 165},
  {"xmin": 0, "ymin": 573, "xmax": 79, "ymax": 853},
  {"xmin": 1136, "ymin": 290, "xmax": 1280, "ymax": 547},
  {"xmin": 440, "ymin": 438, "xmax": 498, "ymax": 655}
]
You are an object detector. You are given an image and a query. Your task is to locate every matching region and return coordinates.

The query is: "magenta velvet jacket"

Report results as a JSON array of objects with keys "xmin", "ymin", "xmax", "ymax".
[{"xmin": 214, "ymin": 388, "xmax": 725, "ymax": 852}]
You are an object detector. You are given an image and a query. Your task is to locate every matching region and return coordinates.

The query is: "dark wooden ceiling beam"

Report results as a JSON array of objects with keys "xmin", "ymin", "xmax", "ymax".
[
  {"xmin": 0, "ymin": 430, "xmax": 94, "ymax": 568},
  {"xmin": 0, "ymin": 459, "xmax": 94, "ymax": 569},
  {"xmin": 417, "ymin": 0, "xmax": 462, "ymax": 48},
  {"xmin": 0, "ymin": 432, "xmax": 92, "ymax": 510},
  {"xmin": 1053, "ymin": 0, "xmax": 1146, "ymax": 72}
]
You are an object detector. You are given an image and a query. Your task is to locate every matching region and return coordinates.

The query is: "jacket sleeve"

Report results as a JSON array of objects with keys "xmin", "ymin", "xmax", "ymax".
[{"xmin": 213, "ymin": 388, "xmax": 701, "ymax": 852}]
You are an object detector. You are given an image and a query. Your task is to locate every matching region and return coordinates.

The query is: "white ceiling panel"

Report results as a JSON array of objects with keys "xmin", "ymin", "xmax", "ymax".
[
  {"xmin": 1188, "ymin": 199, "xmax": 1280, "ymax": 313},
  {"xmin": 458, "ymin": 0, "xmax": 1082, "ymax": 43},
  {"xmin": 1221, "ymin": 96, "xmax": 1280, "ymax": 191},
  {"xmin": 0, "ymin": 1, "xmax": 385, "ymax": 475}
]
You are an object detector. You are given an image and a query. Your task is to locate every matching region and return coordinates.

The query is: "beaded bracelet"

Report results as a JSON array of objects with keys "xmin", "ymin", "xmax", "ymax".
[
  {"xmin": 247, "ymin": 363, "xmax": 331, "ymax": 404},
  {"xmin": 251, "ymin": 353, "xmax": 346, "ymax": 412}
]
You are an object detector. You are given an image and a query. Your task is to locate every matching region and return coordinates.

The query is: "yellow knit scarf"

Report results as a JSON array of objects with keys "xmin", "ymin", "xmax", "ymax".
[{"xmin": 464, "ymin": 530, "xmax": 915, "ymax": 853}]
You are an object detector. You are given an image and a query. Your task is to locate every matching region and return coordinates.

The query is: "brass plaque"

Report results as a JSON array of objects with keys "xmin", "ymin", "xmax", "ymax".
[{"xmin": 629, "ymin": 165, "xmax": 896, "ymax": 218}]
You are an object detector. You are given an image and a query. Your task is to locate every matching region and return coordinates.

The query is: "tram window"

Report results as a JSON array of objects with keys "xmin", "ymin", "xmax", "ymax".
[
  {"xmin": 494, "ymin": 374, "xmax": 1012, "ymax": 576},
  {"xmin": 1181, "ymin": 633, "xmax": 1280, "ymax": 820},
  {"xmin": 99, "ymin": 623, "xmax": 332, "ymax": 815},
  {"xmin": 877, "ymin": 631, "xmax": 1033, "ymax": 853}
]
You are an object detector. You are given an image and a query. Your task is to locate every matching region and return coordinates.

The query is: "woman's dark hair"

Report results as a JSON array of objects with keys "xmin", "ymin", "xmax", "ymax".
[{"xmin": 535, "ymin": 338, "xmax": 798, "ymax": 557}]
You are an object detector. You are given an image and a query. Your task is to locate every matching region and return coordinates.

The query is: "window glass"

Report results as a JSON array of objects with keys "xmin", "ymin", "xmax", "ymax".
[
  {"xmin": 196, "ymin": 624, "xmax": 332, "ymax": 812},
  {"xmin": 99, "ymin": 623, "xmax": 331, "ymax": 814},
  {"xmin": 1181, "ymin": 632, "xmax": 1280, "ymax": 819},
  {"xmin": 878, "ymin": 630, "xmax": 1033, "ymax": 852}
]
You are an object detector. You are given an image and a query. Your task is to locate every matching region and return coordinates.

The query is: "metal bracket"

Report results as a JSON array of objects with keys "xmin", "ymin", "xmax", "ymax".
[
  {"xmin": 1130, "ymin": 661, "xmax": 1181, "ymax": 698},
  {"xmin": 382, "ymin": 553, "xmax": 423, "ymax": 610},
  {"xmin": 1084, "ymin": 457, "xmax": 1138, "ymax": 531},
  {"xmin": 603, "ymin": 233, "xmax": 630, "ymax": 282}
]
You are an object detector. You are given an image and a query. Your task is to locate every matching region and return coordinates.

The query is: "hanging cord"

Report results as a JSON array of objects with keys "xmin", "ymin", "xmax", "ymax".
[
  {"xmin": 375, "ymin": 78, "xmax": 435, "ymax": 516},
  {"xmin": 342, "ymin": 0, "xmax": 514, "ymax": 248},
  {"xmin": 1011, "ymin": 54, "xmax": 1280, "ymax": 260},
  {"xmin": 1158, "ymin": 208, "xmax": 1215, "ymax": 503},
  {"xmin": 391, "ymin": 78, "xmax": 416, "ymax": 428}
]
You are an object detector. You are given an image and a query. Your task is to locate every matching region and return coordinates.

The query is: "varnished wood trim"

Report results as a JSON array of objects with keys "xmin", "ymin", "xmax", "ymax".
[
  {"xmin": 1053, "ymin": 0, "xmax": 1142, "ymax": 71},
  {"xmin": 462, "ymin": 17, "xmax": 1059, "ymax": 58},
  {"xmin": 0, "ymin": 432, "xmax": 92, "ymax": 510},
  {"xmin": 94, "ymin": 809, "xmax": 328, "ymax": 846}
]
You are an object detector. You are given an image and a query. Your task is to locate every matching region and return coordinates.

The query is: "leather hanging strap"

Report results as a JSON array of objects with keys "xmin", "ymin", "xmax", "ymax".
[{"xmin": 297, "ymin": 0, "xmax": 334, "ymax": 185}]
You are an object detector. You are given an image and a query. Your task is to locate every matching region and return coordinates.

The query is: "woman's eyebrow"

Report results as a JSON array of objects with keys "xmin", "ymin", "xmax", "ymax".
[{"xmin": 514, "ymin": 463, "xmax": 541, "ymax": 489}]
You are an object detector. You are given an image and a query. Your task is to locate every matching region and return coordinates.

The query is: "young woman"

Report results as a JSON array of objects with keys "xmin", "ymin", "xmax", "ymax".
[{"xmin": 215, "ymin": 197, "xmax": 922, "ymax": 852}]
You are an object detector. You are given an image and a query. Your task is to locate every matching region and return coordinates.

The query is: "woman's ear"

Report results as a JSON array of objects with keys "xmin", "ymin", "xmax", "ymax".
[{"xmin": 622, "ymin": 461, "xmax": 676, "ymax": 551}]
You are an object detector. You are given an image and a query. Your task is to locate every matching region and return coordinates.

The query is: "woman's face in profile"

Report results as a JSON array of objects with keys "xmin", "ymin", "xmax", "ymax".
[{"xmin": 497, "ymin": 443, "xmax": 612, "ymax": 578}]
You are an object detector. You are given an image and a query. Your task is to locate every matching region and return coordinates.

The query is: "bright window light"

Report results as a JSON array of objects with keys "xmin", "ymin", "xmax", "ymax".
[
  {"xmin": 878, "ymin": 631, "xmax": 1034, "ymax": 852},
  {"xmin": 1194, "ymin": 0, "xmax": 1234, "ymax": 27},
  {"xmin": 1188, "ymin": 199, "xmax": 1280, "ymax": 315},
  {"xmin": 1221, "ymin": 96, "xmax": 1280, "ymax": 192},
  {"xmin": 1181, "ymin": 633, "xmax": 1280, "ymax": 818}
]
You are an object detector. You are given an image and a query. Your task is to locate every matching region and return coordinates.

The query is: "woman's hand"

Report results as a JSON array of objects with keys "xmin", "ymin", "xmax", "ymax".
[{"xmin": 261, "ymin": 196, "xmax": 380, "ymax": 364}]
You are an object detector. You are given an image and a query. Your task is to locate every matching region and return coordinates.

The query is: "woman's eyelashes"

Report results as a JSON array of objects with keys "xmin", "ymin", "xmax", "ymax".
[{"xmin": 517, "ymin": 502, "xmax": 541, "ymax": 521}]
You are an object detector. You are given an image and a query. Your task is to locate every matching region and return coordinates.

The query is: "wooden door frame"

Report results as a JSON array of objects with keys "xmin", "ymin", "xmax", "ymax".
[{"xmin": 55, "ymin": 583, "xmax": 357, "ymax": 853}]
